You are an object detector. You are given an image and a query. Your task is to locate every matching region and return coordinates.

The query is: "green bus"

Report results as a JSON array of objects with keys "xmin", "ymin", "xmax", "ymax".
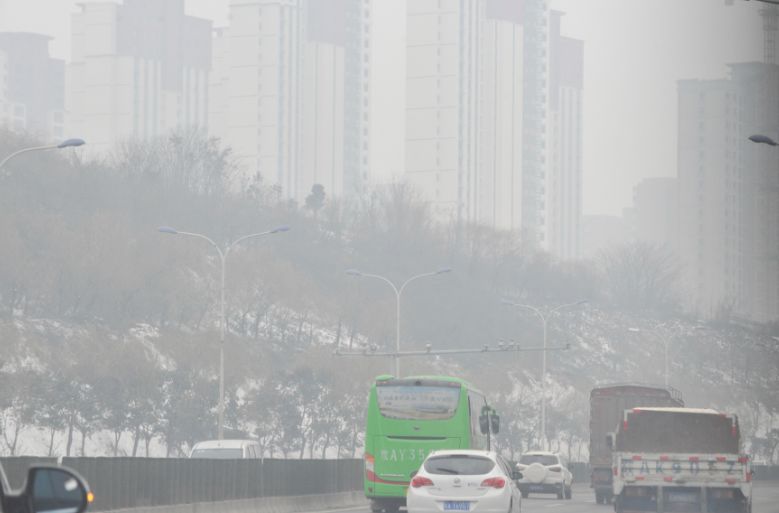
[{"xmin": 364, "ymin": 375, "xmax": 500, "ymax": 513}]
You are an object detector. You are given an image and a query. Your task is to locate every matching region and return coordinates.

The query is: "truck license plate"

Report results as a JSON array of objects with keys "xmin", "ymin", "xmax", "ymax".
[
  {"xmin": 668, "ymin": 491, "xmax": 698, "ymax": 503},
  {"xmin": 444, "ymin": 501, "xmax": 470, "ymax": 511}
]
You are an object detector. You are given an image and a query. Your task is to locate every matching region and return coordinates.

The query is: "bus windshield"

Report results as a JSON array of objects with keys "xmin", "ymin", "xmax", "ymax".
[{"xmin": 376, "ymin": 384, "xmax": 460, "ymax": 420}]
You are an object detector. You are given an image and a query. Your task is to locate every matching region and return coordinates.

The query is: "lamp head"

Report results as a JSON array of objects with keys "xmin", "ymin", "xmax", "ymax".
[
  {"xmin": 158, "ymin": 226, "xmax": 179, "ymax": 235},
  {"xmin": 57, "ymin": 138, "xmax": 86, "ymax": 149}
]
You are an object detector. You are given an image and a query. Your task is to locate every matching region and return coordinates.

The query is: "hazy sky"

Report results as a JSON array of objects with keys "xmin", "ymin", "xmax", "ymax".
[{"xmin": 0, "ymin": 0, "xmax": 765, "ymax": 216}]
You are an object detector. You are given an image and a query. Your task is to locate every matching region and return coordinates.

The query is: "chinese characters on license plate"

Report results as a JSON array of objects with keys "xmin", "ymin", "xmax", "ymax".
[{"xmin": 443, "ymin": 501, "xmax": 470, "ymax": 511}]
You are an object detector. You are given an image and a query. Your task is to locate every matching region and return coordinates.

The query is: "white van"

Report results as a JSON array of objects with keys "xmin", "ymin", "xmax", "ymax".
[{"xmin": 189, "ymin": 439, "xmax": 261, "ymax": 459}]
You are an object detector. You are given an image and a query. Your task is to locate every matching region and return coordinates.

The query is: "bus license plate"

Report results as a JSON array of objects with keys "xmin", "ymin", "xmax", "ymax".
[{"xmin": 443, "ymin": 501, "xmax": 470, "ymax": 511}]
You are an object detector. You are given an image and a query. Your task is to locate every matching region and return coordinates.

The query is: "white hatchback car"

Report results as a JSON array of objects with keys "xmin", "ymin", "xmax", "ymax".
[
  {"xmin": 515, "ymin": 452, "xmax": 572, "ymax": 500},
  {"xmin": 407, "ymin": 450, "xmax": 522, "ymax": 513}
]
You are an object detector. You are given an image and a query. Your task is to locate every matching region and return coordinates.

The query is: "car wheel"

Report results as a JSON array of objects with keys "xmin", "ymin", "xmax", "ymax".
[
  {"xmin": 521, "ymin": 491, "xmax": 528, "ymax": 499},
  {"xmin": 556, "ymin": 485, "xmax": 564, "ymax": 500},
  {"xmin": 565, "ymin": 485, "xmax": 572, "ymax": 500}
]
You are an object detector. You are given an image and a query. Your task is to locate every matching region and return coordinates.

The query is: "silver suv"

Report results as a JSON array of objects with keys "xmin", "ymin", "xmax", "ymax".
[{"xmin": 516, "ymin": 451, "xmax": 573, "ymax": 499}]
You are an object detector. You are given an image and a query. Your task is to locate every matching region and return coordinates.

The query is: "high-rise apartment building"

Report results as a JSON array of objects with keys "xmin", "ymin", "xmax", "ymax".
[
  {"xmin": 0, "ymin": 33, "xmax": 64, "ymax": 139},
  {"xmin": 478, "ymin": 0, "xmax": 524, "ymax": 232},
  {"xmin": 67, "ymin": 0, "xmax": 212, "ymax": 154},
  {"xmin": 215, "ymin": 0, "xmax": 392, "ymax": 202},
  {"xmin": 520, "ymin": 0, "xmax": 549, "ymax": 244},
  {"xmin": 404, "ymin": 0, "xmax": 555, "ymax": 242},
  {"xmin": 301, "ymin": 0, "xmax": 346, "ymax": 199},
  {"xmin": 220, "ymin": 0, "xmax": 305, "ymax": 198},
  {"xmin": 677, "ymin": 63, "xmax": 779, "ymax": 323},
  {"xmin": 405, "ymin": 0, "xmax": 481, "ymax": 225},
  {"xmin": 546, "ymin": 11, "xmax": 582, "ymax": 259}
]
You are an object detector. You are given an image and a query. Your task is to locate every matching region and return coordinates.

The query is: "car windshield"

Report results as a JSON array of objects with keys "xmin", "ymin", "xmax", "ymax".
[
  {"xmin": 376, "ymin": 385, "xmax": 460, "ymax": 420},
  {"xmin": 424, "ymin": 455, "xmax": 495, "ymax": 475},
  {"xmin": 519, "ymin": 455, "xmax": 558, "ymax": 466},
  {"xmin": 190, "ymin": 448, "xmax": 243, "ymax": 459}
]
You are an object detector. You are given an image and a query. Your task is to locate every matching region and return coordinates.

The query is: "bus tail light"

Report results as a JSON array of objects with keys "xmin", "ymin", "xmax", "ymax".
[
  {"xmin": 365, "ymin": 453, "xmax": 375, "ymax": 481},
  {"xmin": 411, "ymin": 476, "xmax": 434, "ymax": 488},
  {"xmin": 480, "ymin": 477, "xmax": 506, "ymax": 488}
]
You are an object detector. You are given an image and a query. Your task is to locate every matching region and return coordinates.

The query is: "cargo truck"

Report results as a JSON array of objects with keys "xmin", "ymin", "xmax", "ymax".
[
  {"xmin": 589, "ymin": 384, "xmax": 684, "ymax": 504},
  {"xmin": 608, "ymin": 407, "xmax": 752, "ymax": 513}
]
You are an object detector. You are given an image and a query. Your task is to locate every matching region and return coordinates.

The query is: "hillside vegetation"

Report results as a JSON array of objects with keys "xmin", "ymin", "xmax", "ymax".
[{"xmin": 1, "ymin": 130, "xmax": 777, "ymax": 462}]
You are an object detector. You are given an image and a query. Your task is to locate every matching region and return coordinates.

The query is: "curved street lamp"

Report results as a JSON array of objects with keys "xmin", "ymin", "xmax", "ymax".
[
  {"xmin": 502, "ymin": 299, "xmax": 586, "ymax": 449},
  {"xmin": 0, "ymin": 138, "xmax": 86, "ymax": 173},
  {"xmin": 158, "ymin": 224, "xmax": 290, "ymax": 439},
  {"xmin": 346, "ymin": 267, "xmax": 452, "ymax": 377}
]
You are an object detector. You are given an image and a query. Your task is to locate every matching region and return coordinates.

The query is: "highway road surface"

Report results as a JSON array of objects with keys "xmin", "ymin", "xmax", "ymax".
[{"xmin": 335, "ymin": 482, "xmax": 779, "ymax": 513}]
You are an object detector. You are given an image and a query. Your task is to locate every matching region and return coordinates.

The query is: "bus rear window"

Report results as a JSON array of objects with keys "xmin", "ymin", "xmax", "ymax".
[{"xmin": 376, "ymin": 385, "xmax": 460, "ymax": 420}]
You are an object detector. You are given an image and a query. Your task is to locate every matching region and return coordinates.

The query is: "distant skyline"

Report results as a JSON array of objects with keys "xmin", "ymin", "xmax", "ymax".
[{"xmin": 0, "ymin": 0, "xmax": 766, "ymax": 216}]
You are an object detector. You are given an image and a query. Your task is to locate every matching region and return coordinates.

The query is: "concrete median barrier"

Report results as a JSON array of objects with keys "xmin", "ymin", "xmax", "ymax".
[{"xmin": 94, "ymin": 491, "xmax": 367, "ymax": 513}]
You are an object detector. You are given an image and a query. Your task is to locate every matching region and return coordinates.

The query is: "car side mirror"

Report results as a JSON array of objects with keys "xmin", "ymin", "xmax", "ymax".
[
  {"xmin": 26, "ymin": 466, "xmax": 91, "ymax": 513},
  {"xmin": 512, "ymin": 469, "xmax": 523, "ymax": 480},
  {"xmin": 479, "ymin": 414, "xmax": 490, "ymax": 435},
  {"xmin": 490, "ymin": 413, "xmax": 500, "ymax": 434}
]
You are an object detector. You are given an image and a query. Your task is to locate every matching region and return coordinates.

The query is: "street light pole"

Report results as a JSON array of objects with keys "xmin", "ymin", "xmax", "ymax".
[
  {"xmin": 159, "ymin": 225, "xmax": 289, "ymax": 439},
  {"xmin": 0, "ymin": 138, "xmax": 86, "ymax": 174},
  {"xmin": 346, "ymin": 268, "xmax": 452, "ymax": 377},
  {"xmin": 503, "ymin": 299, "xmax": 586, "ymax": 449}
]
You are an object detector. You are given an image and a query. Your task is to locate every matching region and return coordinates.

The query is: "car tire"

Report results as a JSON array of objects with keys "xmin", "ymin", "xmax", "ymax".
[
  {"xmin": 557, "ymin": 485, "xmax": 564, "ymax": 500},
  {"xmin": 521, "ymin": 491, "xmax": 528, "ymax": 499},
  {"xmin": 565, "ymin": 486, "xmax": 572, "ymax": 500}
]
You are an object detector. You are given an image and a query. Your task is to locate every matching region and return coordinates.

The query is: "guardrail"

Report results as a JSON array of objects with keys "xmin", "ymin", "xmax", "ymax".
[
  {"xmin": 0, "ymin": 458, "xmax": 363, "ymax": 511},
  {"xmin": 2, "ymin": 457, "xmax": 776, "ymax": 512}
]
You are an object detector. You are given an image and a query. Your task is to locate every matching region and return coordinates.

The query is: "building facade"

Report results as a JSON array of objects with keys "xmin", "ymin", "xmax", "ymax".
[
  {"xmin": 214, "ymin": 0, "xmax": 389, "ymax": 202},
  {"xmin": 546, "ymin": 11, "xmax": 583, "ymax": 259},
  {"xmin": 67, "ymin": 0, "xmax": 212, "ymax": 154},
  {"xmin": 477, "ymin": 0, "xmax": 524, "ymax": 232},
  {"xmin": 404, "ymin": 0, "xmax": 556, "ymax": 242},
  {"xmin": 677, "ymin": 63, "xmax": 779, "ymax": 323},
  {"xmin": 0, "ymin": 32, "xmax": 64, "ymax": 140},
  {"xmin": 405, "ymin": 0, "xmax": 481, "ymax": 225}
]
